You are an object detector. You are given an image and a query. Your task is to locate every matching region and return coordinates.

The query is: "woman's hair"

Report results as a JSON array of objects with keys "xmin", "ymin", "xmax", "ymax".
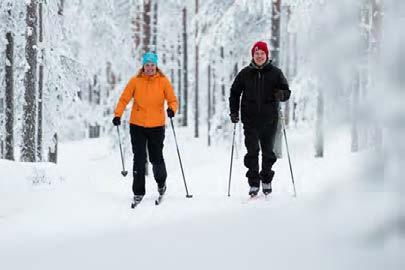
[{"xmin": 136, "ymin": 67, "xmax": 166, "ymax": 77}]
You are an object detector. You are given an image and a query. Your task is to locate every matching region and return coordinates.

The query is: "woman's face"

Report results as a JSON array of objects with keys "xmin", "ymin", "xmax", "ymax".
[
  {"xmin": 253, "ymin": 50, "xmax": 267, "ymax": 66},
  {"xmin": 144, "ymin": 63, "xmax": 157, "ymax": 76}
]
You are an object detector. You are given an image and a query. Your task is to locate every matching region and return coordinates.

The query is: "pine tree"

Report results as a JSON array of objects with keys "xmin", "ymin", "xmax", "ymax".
[
  {"xmin": 182, "ymin": 6, "xmax": 188, "ymax": 127},
  {"xmin": 4, "ymin": 1, "xmax": 14, "ymax": 161},
  {"xmin": 37, "ymin": 0, "xmax": 44, "ymax": 161},
  {"xmin": 194, "ymin": 0, "xmax": 199, "ymax": 138},
  {"xmin": 21, "ymin": 0, "xmax": 38, "ymax": 162}
]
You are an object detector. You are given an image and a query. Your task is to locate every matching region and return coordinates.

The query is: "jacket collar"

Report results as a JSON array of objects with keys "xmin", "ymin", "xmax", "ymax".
[
  {"xmin": 249, "ymin": 59, "xmax": 272, "ymax": 70},
  {"xmin": 136, "ymin": 68, "xmax": 165, "ymax": 78},
  {"xmin": 140, "ymin": 72, "xmax": 160, "ymax": 79}
]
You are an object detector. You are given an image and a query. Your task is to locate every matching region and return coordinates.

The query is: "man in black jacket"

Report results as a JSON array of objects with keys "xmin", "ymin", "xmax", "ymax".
[{"xmin": 229, "ymin": 41, "xmax": 291, "ymax": 197}]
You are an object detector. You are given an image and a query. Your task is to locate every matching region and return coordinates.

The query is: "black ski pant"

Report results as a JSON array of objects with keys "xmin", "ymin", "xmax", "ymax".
[
  {"xmin": 130, "ymin": 124, "xmax": 167, "ymax": 196},
  {"xmin": 243, "ymin": 120, "xmax": 278, "ymax": 187}
]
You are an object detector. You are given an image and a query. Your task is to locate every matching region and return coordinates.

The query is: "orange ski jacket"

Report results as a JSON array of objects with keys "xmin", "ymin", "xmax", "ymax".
[{"xmin": 114, "ymin": 69, "xmax": 178, "ymax": 128}]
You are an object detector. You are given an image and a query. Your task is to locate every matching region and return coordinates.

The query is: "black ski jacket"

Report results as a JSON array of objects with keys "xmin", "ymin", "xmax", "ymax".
[{"xmin": 229, "ymin": 61, "xmax": 290, "ymax": 125}]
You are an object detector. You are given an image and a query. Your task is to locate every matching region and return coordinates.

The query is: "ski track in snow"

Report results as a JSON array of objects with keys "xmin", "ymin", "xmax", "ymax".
[{"xmin": 0, "ymin": 126, "xmax": 401, "ymax": 270}]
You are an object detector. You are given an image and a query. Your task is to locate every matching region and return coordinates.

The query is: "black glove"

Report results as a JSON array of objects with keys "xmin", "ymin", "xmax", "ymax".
[
  {"xmin": 230, "ymin": 113, "xmax": 239, "ymax": 123},
  {"xmin": 167, "ymin": 108, "xmax": 175, "ymax": 118},
  {"xmin": 112, "ymin": 116, "xmax": 121, "ymax": 126},
  {"xmin": 274, "ymin": 89, "xmax": 285, "ymax": 101}
]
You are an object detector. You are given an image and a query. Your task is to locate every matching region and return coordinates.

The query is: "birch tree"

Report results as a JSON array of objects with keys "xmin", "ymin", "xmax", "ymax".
[{"xmin": 271, "ymin": 0, "xmax": 283, "ymax": 159}]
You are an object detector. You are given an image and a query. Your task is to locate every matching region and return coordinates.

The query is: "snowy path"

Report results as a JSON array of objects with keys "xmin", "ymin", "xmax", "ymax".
[{"xmin": 0, "ymin": 126, "xmax": 399, "ymax": 270}]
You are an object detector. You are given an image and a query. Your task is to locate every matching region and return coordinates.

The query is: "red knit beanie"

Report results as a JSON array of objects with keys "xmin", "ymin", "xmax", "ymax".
[{"xmin": 251, "ymin": 41, "xmax": 269, "ymax": 58}]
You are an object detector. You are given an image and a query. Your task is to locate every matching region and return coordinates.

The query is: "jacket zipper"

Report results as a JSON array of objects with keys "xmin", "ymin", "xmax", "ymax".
[
  {"xmin": 258, "ymin": 71, "xmax": 262, "ymax": 112},
  {"xmin": 145, "ymin": 77, "xmax": 151, "ymax": 126}
]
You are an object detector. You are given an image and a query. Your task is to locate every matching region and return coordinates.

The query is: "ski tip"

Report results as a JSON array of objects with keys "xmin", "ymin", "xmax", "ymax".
[
  {"xmin": 248, "ymin": 194, "xmax": 261, "ymax": 200},
  {"xmin": 131, "ymin": 202, "xmax": 140, "ymax": 208}
]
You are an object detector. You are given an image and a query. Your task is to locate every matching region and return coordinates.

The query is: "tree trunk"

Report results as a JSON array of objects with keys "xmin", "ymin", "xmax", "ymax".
[
  {"xmin": 284, "ymin": 5, "xmax": 291, "ymax": 127},
  {"xmin": 57, "ymin": 0, "xmax": 64, "ymax": 16},
  {"xmin": 315, "ymin": 89, "xmax": 324, "ymax": 157},
  {"xmin": 271, "ymin": 0, "xmax": 281, "ymax": 67},
  {"xmin": 22, "ymin": 0, "xmax": 38, "ymax": 162},
  {"xmin": 152, "ymin": 0, "xmax": 158, "ymax": 48},
  {"xmin": 132, "ymin": 3, "xmax": 142, "ymax": 50},
  {"xmin": 207, "ymin": 64, "xmax": 211, "ymax": 146},
  {"xmin": 143, "ymin": 0, "xmax": 152, "ymax": 53},
  {"xmin": 194, "ymin": 0, "xmax": 199, "ymax": 138},
  {"xmin": 291, "ymin": 32, "xmax": 297, "ymax": 79},
  {"xmin": 162, "ymin": 43, "xmax": 167, "ymax": 65},
  {"xmin": 89, "ymin": 75, "xmax": 100, "ymax": 138},
  {"xmin": 37, "ymin": 57, "xmax": 43, "ymax": 161},
  {"xmin": 177, "ymin": 35, "xmax": 182, "ymax": 117},
  {"xmin": 220, "ymin": 47, "xmax": 225, "ymax": 102},
  {"xmin": 169, "ymin": 44, "xmax": 175, "ymax": 88},
  {"xmin": 48, "ymin": 133, "xmax": 58, "ymax": 163},
  {"xmin": 37, "ymin": 1, "xmax": 44, "ymax": 161},
  {"xmin": 48, "ymin": 0, "xmax": 63, "ymax": 163},
  {"xmin": 371, "ymin": 0, "xmax": 383, "ymax": 151},
  {"xmin": 5, "ymin": 19, "xmax": 14, "ymax": 161},
  {"xmin": 182, "ymin": 7, "xmax": 188, "ymax": 127},
  {"xmin": 271, "ymin": 0, "xmax": 283, "ymax": 158},
  {"xmin": 88, "ymin": 82, "xmax": 93, "ymax": 103},
  {"xmin": 359, "ymin": 2, "xmax": 371, "ymax": 150},
  {"xmin": 351, "ymin": 69, "xmax": 360, "ymax": 153},
  {"xmin": 106, "ymin": 61, "xmax": 116, "ymax": 99},
  {"xmin": 291, "ymin": 32, "xmax": 298, "ymax": 127},
  {"xmin": 212, "ymin": 61, "xmax": 216, "ymax": 117},
  {"xmin": 233, "ymin": 62, "xmax": 238, "ymax": 78}
]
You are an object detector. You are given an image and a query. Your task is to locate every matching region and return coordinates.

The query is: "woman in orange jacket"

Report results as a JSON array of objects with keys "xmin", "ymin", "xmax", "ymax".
[{"xmin": 112, "ymin": 52, "xmax": 178, "ymax": 206}]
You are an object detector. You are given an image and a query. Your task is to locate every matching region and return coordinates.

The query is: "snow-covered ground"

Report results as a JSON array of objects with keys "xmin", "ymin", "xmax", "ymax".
[{"xmin": 0, "ymin": 125, "xmax": 402, "ymax": 270}]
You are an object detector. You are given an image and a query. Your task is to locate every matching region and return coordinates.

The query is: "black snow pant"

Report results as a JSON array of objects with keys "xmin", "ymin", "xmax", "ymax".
[
  {"xmin": 243, "ymin": 120, "xmax": 278, "ymax": 187},
  {"xmin": 130, "ymin": 124, "xmax": 167, "ymax": 196}
]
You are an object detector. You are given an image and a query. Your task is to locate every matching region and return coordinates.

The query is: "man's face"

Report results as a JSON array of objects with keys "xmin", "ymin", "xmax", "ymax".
[
  {"xmin": 144, "ymin": 63, "xmax": 157, "ymax": 76},
  {"xmin": 253, "ymin": 50, "xmax": 267, "ymax": 66}
]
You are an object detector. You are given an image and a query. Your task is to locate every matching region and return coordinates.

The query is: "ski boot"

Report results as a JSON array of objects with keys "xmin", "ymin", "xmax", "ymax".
[
  {"xmin": 262, "ymin": 182, "xmax": 272, "ymax": 196},
  {"xmin": 131, "ymin": 195, "xmax": 144, "ymax": 208},
  {"xmin": 158, "ymin": 184, "xmax": 167, "ymax": 196},
  {"xmin": 155, "ymin": 185, "xmax": 166, "ymax": 205},
  {"xmin": 249, "ymin": 186, "xmax": 260, "ymax": 197}
]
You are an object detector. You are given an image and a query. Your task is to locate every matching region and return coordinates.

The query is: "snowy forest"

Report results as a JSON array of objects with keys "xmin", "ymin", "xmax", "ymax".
[{"xmin": 0, "ymin": 0, "xmax": 403, "ymax": 269}]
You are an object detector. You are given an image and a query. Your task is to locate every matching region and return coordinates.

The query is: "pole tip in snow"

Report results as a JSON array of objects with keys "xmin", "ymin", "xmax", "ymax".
[
  {"xmin": 121, "ymin": 171, "xmax": 128, "ymax": 177},
  {"xmin": 186, "ymin": 194, "xmax": 193, "ymax": 198}
]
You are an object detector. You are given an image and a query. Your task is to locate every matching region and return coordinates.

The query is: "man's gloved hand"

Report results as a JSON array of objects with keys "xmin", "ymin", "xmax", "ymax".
[
  {"xmin": 167, "ymin": 108, "xmax": 175, "ymax": 118},
  {"xmin": 274, "ymin": 89, "xmax": 285, "ymax": 101},
  {"xmin": 229, "ymin": 112, "xmax": 239, "ymax": 123},
  {"xmin": 112, "ymin": 116, "xmax": 121, "ymax": 126}
]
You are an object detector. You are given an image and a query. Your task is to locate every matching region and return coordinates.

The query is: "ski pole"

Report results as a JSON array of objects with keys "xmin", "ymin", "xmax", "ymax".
[
  {"xmin": 116, "ymin": 126, "xmax": 128, "ymax": 177},
  {"xmin": 228, "ymin": 123, "xmax": 237, "ymax": 197},
  {"xmin": 279, "ymin": 110, "xmax": 296, "ymax": 197},
  {"xmin": 170, "ymin": 118, "xmax": 193, "ymax": 198}
]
